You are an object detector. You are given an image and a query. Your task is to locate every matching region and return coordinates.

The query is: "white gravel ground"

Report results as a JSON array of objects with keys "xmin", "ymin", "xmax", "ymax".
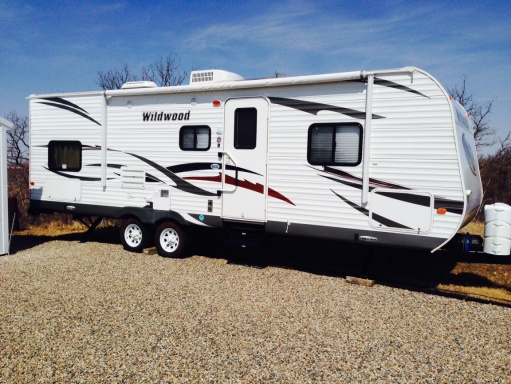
[{"xmin": 1, "ymin": 239, "xmax": 510, "ymax": 383}]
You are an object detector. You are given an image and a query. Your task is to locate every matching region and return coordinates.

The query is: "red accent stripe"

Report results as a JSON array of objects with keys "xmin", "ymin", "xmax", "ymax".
[{"xmin": 184, "ymin": 173, "xmax": 295, "ymax": 205}]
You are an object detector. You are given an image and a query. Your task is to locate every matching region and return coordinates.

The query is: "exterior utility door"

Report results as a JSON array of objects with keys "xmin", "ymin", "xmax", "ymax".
[{"xmin": 221, "ymin": 98, "xmax": 269, "ymax": 222}]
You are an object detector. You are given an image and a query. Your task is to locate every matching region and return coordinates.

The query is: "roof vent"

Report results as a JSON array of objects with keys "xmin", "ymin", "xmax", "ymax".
[
  {"xmin": 121, "ymin": 81, "xmax": 158, "ymax": 89},
  {"xmin": 190, "ymin": 70, "xmax": 244, "ymax": 85}
]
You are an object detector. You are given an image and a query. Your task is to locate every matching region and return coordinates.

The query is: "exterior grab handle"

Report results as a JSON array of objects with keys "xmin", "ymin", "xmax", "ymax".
[{"xmin": 217, "ymin": 151, "xmax": 238, "ymax": 194}]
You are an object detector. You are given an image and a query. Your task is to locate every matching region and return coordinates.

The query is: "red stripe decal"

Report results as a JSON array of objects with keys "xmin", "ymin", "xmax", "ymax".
[{"xmin": 184, "ymin": 173, "xmax": 295, "ymax": 205}]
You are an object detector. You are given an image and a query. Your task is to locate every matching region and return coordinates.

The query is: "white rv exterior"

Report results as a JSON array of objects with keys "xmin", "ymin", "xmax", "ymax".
[{"xmin": 28, "ymin": 67, "xmax": 483, "ymax": 256}]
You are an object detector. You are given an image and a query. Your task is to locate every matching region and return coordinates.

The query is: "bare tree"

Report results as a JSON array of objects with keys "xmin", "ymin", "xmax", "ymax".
[
  {"xmin": 95, "ymin": 63, "xmax": 137, "ymax": 90},
  {"xmin": 141, "ymin": 54, "xmax": 187, "ymax": 86},
  {"xmin": 95, "ymin": 54, "xmax": 187, "ymax": 90},
  {"xmin": 4, "ymin": 111, "xmax": 29, "ymax": 166},
  {"xmin": 4, "ymin": 111, "xmax": 30, "ymax": 228},
  {"xmin": 478, "ymin": 136, "xmax": 511, "ymax": 206},
  {"xmin": 448, "ymin": 75, "xmax": 495, "ymax": 150}
]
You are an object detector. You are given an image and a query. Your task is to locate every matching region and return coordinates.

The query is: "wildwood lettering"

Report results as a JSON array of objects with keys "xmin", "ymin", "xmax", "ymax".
[{"xmin": 142, "ymin": 111, "xmax": 190, "ymax": 121}]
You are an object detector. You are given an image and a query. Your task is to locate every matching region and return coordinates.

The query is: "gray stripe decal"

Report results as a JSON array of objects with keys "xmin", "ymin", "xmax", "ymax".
[
  {"xmin": 376, "ymin": 191, "xmax": 431, "ymax": 207},
  {"xmin": 269, "ymin": 97, "xmax": 385, "ymax": 119}
]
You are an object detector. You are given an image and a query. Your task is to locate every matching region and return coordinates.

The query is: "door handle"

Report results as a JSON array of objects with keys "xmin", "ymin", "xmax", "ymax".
[{"xmin": 217, "ymin": 151, "xmax": 238, "ymax": 194}]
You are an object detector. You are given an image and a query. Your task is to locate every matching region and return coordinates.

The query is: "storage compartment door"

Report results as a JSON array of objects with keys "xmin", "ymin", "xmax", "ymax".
[
  {"xmin": 370, "ymin": 190, "xmax": 433, "ymax": 233},
  {"xmin": 44, "ymin": 178, "xmax": 81, "ymax": 202}
]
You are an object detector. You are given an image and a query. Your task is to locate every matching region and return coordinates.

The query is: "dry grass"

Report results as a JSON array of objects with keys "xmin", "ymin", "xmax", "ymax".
[
  {"xmin": 460, "ymin": 220, "xmax": 485, "ymax": 236},
  {"xmin": 16, "ymin": 221, "xmax": 88, "ymax": 237},
  {"xmin": 437, "ymin": 284, "xmax": 511, "ymax": 302},
  {"xmin": 437, "ymin": 257, "xmax": 511, "ymax": 304},
  {"xmin": 16, "ymin": 219, "xmax": 118, "ymax": 237},
  {"xmin": 447, "ymin": 220, "xmax": 511, "ymax": 302}
]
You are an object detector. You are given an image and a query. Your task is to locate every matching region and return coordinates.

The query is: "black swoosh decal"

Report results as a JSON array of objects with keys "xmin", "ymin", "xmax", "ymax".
[
  {"xmin": 320, "ymin": 175, "xmax": 375, "ymax": 192},
  {"xmin": 120, "ymin": 151, "xmax": 216, "ymax": 196},
  {"xmin": 331, "ymin": 190, "xmax": 369, "ymax": 216},
  {"xmin": 331, "ymin": 190, "xmax": 412, "ymax": 229},
  {"xmin": 146, "ymin": 173, "xmax": 165, "ymax": 183},
  {"xmin": 319, "ymin": 166, "xmax": 409, "ymax": 190},
  {"xmin": 376, "ymin": 191, "xmax": 431, "ymax": 207},
  {"xmin": 38, "ymin": 99, "xmax": 101, "ymax": 126},
  {"xmin": 269, "ymin": 97, "xmax": 384, "ymax": 119},
  {"xmin": 374, "ymin": 78, "xmax": 430, "ymax": 99},
  {"xmin": 43, "ymin": 167, "xmax": 107, "ymax": 182},
  {"xmin": 41, "ymin": 97, "xmax": 89, "ymax": 113},
  {"xmin": 371, "ymin": 213, "xmax": 411, "ymax": 230},
  {"xmin": 167, "ymin": 163, "xmax": 261, "ymax": 176},
  {"xmin": 188, "ymin": 214, "xmax": 223, "ymax": 227},
  {"xmin": 351, "ymin": 77, "xmax": 429, "ymax": 99},
  {"xmin": 319, "ymin": 166, "xmax": 463, "ymax": 215},
  {"xmin": 87, "ymin": 163, "xmax": 125, "ymax": 169}
]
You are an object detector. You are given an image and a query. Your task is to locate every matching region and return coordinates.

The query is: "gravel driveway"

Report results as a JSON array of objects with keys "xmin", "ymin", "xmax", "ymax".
[{"xmin": 1, "ymin": 236, "xmax": 510, "ymax": 383}]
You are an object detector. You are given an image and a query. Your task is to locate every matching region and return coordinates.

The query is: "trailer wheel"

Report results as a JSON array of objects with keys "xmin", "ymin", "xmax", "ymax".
[
  {"xmin": 155, "ymin": 222, "xmax": 187, "ymax": 258},
  {"xmin": 120, "ymin": 218, "xmax": 148, "ymax": 253}
]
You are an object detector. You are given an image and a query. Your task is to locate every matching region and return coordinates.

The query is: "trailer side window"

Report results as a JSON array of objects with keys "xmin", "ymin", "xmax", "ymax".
[
  {"xmin": 48, "ymin": 141, "xmax": 82, "ymax": 172},
  {"xmin": 180, "ymin": 126, "xmax": 211, "ymax": 151},
  {"xmin": 307, "ymin": 123, "xmax": 362, "ymax": 166},
  {"xmin": 234, "ymin": 108, "xmax": 257, "ymax": 149}
]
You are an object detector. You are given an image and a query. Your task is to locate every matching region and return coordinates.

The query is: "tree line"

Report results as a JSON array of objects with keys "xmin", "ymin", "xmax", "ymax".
[{"xmin": 4, "ymin": 54, "xmax": 510, "ymax": 228}]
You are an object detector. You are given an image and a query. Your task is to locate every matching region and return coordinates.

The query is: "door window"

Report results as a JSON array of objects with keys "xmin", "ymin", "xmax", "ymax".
[{"xmin": 234, "ymin": 108, "xmax": 257, "ymax": 149}]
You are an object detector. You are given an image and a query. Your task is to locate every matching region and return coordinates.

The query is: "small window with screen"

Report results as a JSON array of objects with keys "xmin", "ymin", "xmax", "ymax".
[
  {"xmin": 307, "ymin": 123, "xmax": 362, "ymax": 166},
  {"xmin": 180, "ymin": 125, "xmax": 211, "ymax": 151}
]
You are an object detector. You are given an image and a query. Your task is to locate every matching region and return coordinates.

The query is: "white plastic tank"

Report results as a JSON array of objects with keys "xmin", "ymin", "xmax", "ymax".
[{"xmin": 484, "ymin": 203, "xmax": 511, "ymax": 256}]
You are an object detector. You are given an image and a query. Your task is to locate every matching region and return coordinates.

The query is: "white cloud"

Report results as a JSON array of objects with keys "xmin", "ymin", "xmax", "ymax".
[{"xmin": 178, "ymin": 0, "xmax": 509, "ymax": 82}]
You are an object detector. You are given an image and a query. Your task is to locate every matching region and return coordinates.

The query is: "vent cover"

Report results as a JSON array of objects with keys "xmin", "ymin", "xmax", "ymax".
[
  {"xmin": 190, "ymin": 70, "xmax": 244, "ymax": 84},
  {"xmin": 121, "ymin": 81, "xmax": 158, "ymax": 89},
  {"xmin": 121, "ymin": 166, "xmax": 146, "ymax": 189}
]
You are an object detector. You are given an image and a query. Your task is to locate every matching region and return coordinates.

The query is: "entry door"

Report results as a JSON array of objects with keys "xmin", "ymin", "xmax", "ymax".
[{"xmin": 221, "ymin": 98, "xmax": 269, "ymax": 221}]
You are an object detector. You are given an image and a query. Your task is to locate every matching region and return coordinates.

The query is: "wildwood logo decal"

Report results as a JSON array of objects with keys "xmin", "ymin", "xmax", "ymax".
[{"xmin": 142, "ymin": 111, "xmax": 190, "ymax": 121}]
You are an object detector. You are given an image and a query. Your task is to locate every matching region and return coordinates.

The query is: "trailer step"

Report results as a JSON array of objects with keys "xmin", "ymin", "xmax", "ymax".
[{"xmin": 223, "ymin": 221, "xmax": 265, "ymax": 249}]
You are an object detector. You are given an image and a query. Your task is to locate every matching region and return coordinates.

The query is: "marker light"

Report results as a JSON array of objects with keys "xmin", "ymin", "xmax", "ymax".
[
  {"xmin": 437, "ymin": 208, "xmax": 447, "ymax": 214},
  {"xmin": 212, "ymin": 100, "xmax": 221, "ymax": 107},
  {"xmin": 30, "ymin": 181, "xmax": 35, "ymax": 186}
]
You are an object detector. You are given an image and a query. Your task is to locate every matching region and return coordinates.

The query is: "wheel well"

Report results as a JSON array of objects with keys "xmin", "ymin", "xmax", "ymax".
[
  {"xmin": 116, "ymin": 207, "xmax": 188, "ymax": 227},
  {"xmin": 154, "ymin": 218, "xmax": 186, "ymax": 231},
  {"xmin": 119, "ymin": 214, "xmax": 142, "ymax": 223}
]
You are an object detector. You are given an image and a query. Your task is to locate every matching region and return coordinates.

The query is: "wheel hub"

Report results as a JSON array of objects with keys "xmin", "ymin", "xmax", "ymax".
[
  {"xmin": 125, "ymin": 224, "xmax": 142, "ymax": 246},
  {"xmin": 161, "ymin": 229, "xmax": 179, "ymax": 252}
]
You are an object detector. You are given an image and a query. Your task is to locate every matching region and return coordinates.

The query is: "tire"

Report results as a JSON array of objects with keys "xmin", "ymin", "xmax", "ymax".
[
  {"xmin": 120, "ymin": 218, "xmax": 148, "ymax": 253},
  {"xmin": 155, "ymin": 222, "xmax": 187, "ymax": 258}
]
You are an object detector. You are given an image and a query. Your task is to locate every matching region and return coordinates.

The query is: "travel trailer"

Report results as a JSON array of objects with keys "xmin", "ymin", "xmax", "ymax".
[{"xmin": 28, "ymin": 67, "xmax": 484, "ymax": 257}]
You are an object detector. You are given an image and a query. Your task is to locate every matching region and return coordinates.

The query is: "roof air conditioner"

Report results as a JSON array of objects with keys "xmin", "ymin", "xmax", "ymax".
[{"xmin": 190, "ymin": 70, "xmax": 244, "ymax": 84}]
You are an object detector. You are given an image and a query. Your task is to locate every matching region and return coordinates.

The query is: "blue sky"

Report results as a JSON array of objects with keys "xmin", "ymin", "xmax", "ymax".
[{"xmin": 1, "ymin": 0, "xmax": 510, "ymax": 154}]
